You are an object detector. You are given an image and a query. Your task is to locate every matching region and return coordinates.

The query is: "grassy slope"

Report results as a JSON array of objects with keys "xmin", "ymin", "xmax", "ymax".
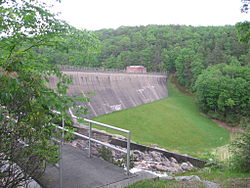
[
  {"xmin": 126, "ymin": 168, "xmax": 250, "ymax": 188},
  {"xmin": 93, "ymin": 78, "xmax": 229, "ymax": 156}
]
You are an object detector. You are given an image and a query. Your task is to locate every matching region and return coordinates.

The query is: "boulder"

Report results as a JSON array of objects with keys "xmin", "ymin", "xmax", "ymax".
[{"xmin": 175, "ymin": 175, "xmax": 201, "ymax": 182}]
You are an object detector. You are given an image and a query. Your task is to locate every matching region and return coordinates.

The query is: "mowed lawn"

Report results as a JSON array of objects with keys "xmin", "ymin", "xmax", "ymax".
[{"xmin": 93, "ymin": 79, "xmax": 229, "ymax": 156}]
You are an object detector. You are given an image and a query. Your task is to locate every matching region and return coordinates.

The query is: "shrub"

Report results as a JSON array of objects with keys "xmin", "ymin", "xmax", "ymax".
[{"xmin": 229, "ymin": 127, "xmax": 250, "ymax": 172}]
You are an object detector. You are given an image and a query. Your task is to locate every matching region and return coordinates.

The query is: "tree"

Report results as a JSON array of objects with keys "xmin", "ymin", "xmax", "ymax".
[
  {"xmin": 194, "ymin": 64, "xmax": 250, "ymax": 124},
  {"xmin": 236, "ymin": 21, "xmax": 250, "ymax": 43},
  {"xmin": 0, "ymin": 0, "xmax": 96, "ymax": 187},
  {"xmin": 241, "ymin": 0, "xmax": 250, "ymax": 13}
]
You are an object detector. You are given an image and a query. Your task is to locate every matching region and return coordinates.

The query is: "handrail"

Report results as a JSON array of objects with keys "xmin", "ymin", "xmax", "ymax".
[
  {"xmin": 56, "ymin": 126, "xmax": 127, "ymax": 154},
  {"xmin": 57, "ymin": 109, "xmax": 131, "ymax": 175},
  {"xmin": 85, "ymin": 119, "xmax": 129, "ymax": 133}
]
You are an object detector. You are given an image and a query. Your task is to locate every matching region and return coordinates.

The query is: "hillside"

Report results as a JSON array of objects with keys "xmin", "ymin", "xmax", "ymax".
[
  {"xmin": 93, "ymin": 77, "xmax": 230, "ymax": 156},
  {"xmin": 44, "ymin": 24, "xmax": 249, "ymax": 125}
]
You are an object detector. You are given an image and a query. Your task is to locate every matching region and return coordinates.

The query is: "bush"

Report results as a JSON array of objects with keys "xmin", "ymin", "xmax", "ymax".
[{"xmin": 229, "ymin": 128, "xmax": 250, "ymax": 172}]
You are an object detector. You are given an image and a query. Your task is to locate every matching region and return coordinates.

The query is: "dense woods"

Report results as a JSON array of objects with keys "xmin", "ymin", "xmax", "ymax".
[{"xmin": 48, "ymin": 24, "xmax": 249, "ymax": 125}]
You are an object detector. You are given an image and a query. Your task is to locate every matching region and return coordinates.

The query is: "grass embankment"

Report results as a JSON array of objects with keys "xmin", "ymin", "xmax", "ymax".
[
  {"xmin": 126, "ymin": 168, "xmax": 250, "ymax": 188},
  {"xmin": 93, "ymin": 77, "xmax": 229, "ymax": 156}
]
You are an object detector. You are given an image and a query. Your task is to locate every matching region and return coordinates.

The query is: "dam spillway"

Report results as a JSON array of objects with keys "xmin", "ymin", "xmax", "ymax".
[{"xmin": 48, "ymin": 69, "xmax": 168, "ymax": 118}]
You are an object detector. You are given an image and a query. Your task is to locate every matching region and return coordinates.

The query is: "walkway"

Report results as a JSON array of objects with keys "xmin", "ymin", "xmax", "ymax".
[{"xmin": 37, "ymin": 143, "xmax": 156, "ymax": 188}]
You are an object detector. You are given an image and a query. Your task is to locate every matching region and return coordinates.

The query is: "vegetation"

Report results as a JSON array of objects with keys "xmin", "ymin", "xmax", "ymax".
[
  {"xmin": 47, "ymin": 23, "xmax": 250, "ymax": 125},
  {"xmin": 0, "ymin": 0, "xmax": 248, "ymax": 186},
  {"xmin": 94, "ymin": 77, "xmax": 229, "ymax": 156},
  {"xmin": 0, "ymin": 0, "xmax": 96, "ymax": 187},
  {"xmin": 194, "ymin": 64, "xmax": 250, "ymax": 125},
  {"xmin": 230, "ymin": 128, "xmax": 250, "ymax": 173},
  {"xmin": 126, "ymin": 167, "xmax": 250, "ymax": 188},
  {"xmin": 126, "ymin": 178, "xmax": 205, "ymax": 188}
]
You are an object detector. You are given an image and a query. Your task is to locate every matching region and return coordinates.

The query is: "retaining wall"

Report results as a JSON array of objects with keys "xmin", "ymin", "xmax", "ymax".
[{"xmin": 48, "ymin": 70, "xmax": 167, "ymax": 118}]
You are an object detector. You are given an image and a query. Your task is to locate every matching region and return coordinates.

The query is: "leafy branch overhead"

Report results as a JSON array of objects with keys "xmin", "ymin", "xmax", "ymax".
[
  {"xmin": 241, "ymin": 0, "xmax": 250, "ymax": 13},
  {"xmin": 0, "ymin": 0, "xmax": 98, "ymax": 187}
]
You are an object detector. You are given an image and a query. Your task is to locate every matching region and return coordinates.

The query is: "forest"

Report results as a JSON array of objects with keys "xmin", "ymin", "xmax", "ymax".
[{"xmin": 44, "ymin": 24, "xmax": 250, "ymax": 125}]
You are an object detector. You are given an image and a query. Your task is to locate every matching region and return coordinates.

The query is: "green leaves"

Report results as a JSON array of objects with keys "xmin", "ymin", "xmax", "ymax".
[
  {"xmin": 195, "ymin": 64, "xmax": 250, "ymax": 125},
  {"xmin": 0, "ymin": 1, "xmax": 97, "ymax": 187},
  {"xmin": 236, "ymin": 21, "xmax": 250, "ymax": 43},
  {"xmin": 230, "ymin": 128, "xmax": 250, "ymax": 172}
]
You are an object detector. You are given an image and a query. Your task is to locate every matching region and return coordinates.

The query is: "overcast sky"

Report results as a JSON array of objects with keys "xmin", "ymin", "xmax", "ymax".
[{"xmin": 48, "ymin": 0, "xmax": 250, "ymax": 31}]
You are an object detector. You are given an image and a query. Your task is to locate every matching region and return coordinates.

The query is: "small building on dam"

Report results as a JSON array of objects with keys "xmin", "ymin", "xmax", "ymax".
[{"xmin": 48, "ymin": 67, "xmax": 168, "ymax": 118}]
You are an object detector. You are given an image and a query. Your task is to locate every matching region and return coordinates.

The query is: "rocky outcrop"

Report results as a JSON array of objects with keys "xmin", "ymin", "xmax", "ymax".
[
  {"xmin": 70, "ymin": 139, "xmax": 196, "ymax": 175},
  {"xmin": 132, "ymin": 150, "xmax": 195, "ymax": 174}
]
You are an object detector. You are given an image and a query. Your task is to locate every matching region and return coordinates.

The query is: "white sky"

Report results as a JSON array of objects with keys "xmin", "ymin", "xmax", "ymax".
[{"xmin": 47, "ymin": 0, "xmax": 250, "ymax": 31}]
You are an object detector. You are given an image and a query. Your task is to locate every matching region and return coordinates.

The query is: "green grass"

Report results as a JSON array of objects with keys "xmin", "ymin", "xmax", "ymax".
[
  {"xmin": 126, "ymin": 167, "xmax": 250, "ymax": 188},
  {"xmin": 126, "ymin": 178, "xmax": 205, "ymax": 188},
  {"xmin": 93, "ymin": 78, "xmax": 230, "ymax": 156}
]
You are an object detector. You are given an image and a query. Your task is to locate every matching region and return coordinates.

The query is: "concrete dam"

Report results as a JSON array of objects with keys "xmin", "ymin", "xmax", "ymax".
[{"xmin": 48, "ymin": 68, "xmax": 168, "ymax": 118}]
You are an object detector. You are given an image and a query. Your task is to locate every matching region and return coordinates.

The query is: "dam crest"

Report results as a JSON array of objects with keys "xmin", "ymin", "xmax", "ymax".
[{"xmin": 48, "ymin": 67, "xmax": 168, "ymax": 118}]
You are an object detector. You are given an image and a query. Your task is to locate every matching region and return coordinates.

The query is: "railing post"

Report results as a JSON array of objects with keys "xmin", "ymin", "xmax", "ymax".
[
  {"xmin": 126, "ymin": 131, "xmax": 131, "ymax": 175},
  {"xmin": 62, "ymin": 118, "xmax": 65, "ymax": 139},
  {"xmin": 59, "ymin": 118, "xmax": 65, "ymax": 188},
  {"xmin": 88, "ymin": 122, "xmax": 92, "ymax": 158}
]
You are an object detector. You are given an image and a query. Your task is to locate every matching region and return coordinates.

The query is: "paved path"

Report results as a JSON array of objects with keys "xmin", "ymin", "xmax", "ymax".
[{"xmin": 37, "ymin": 144, "xmax": 156, "ymax": 188}]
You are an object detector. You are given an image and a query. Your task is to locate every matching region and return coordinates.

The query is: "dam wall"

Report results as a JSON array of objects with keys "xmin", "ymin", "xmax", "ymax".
[{"xmin": 48, "ymin": 70, "xmax": 168, "ymax": 118}]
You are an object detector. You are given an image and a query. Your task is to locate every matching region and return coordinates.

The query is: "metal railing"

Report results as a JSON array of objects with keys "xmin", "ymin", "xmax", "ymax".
[
  {"xmin": 57, "ymin": 109, "xmax": 131, "ymax": 175},
  {"xmin": 59, "ymin": 65, "xmax": 167, "ymax": 76}
]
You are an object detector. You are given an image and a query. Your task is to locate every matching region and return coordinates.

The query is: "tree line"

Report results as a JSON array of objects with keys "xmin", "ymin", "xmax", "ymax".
[{"xmin": 47, "ymin": 24, "xmax": 249, "ymax": 125}]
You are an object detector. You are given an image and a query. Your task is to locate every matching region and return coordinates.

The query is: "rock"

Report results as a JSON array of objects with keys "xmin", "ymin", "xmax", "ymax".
[
  {"xmin": 162, "ymin": 157, "xmax": 170, "ymax": 162},
  {"xmin": 150, "ymin": 151, "xmax": 162, "ymax": 161},
  {"xmin": 175, "ymin": 175, "xmax": 201, "ymax": 182},
  {"xmin": 162, "ymin": 161, "xmax": 171, "ymax": 167},
  {"xmin": 187, "ymin": 161, "xmax": 194, "ymax": 167},
  {"xmin": 170, "ymin": 157, "xmax": 178, "ymax": 163},
  {"xmin": 203, "ymin": 181, "xmax": 221, "ymax": 188},
  {"xmin": 180, "ymin": 162, "xmax": 193, "ymax": 171},
  {"xmin": 170, "ymin": 162, "xmax": 179, "ymax": 168},
  {"xmin": 160, "ymin": 176, "xmax": 175, "ymax": 180},
  {"xmin": 155, "ymin": 164, "xmax": 170, "ymax": 171},
  {"xmin": 142, "ymin": 154, "xmax": 152, "ymax": 161},
  {"xmin": 150, "ymin": 144, "xmax": 158, "ymax": 148},
  {"xmin": 168, "ymin": 167, "xmax": 181, "ymax": 174},
  {"xmin": 132, "ymin": 150, "xmax": 144, "ymax": 161},
  {"xmin": 69, "ymin": 138, "xmax": 196, "ymax": 175}
]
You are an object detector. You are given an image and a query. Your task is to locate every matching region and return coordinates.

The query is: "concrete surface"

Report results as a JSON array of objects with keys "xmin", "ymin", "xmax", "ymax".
[
  {"xmin": 37, "ymin": 144, "xmax": 156, "ymax": 188},
  {"xmin": 48, "ymin": 71, "xmax": 167, "ymax": 118}
]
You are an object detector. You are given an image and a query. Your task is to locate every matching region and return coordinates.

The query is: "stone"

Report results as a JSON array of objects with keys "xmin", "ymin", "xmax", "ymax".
[
  {"xmin": 180, "ymin": 162, "xmax": 193, "ymax": 171},
  {"xmin": 170, "ymin": 157, "xmax": 178, "ymax": 163},
  {"xmin": 203, "ymin": 181, "xmax": 221, "ymax": 188},
  {"xmin": 69, "ymin": 137, "xmax": 196, "ymax": 175},
  {"xmin": 160, "ymin": 176, "xmax": 174, "ymax": 180},
  {"xmin": 187, "ymin": 161, "xmax": 194, "ymax": 167},
  {"xmin": 142, "ymin": 154, "xmax": 152, "ymax": 161},
  {"xmin": 150, "ymin": 151, "xmax": 161, "ymax": 160},
  {"xmin": 175, "ymin": 175, "xmax": 201, "ymax": 182},
  {"xmin": 150, "ymin": 144, "xmax": 158, "ymax": 148},
  {"xmin": 162, "ymin": 161, "xmax": 171, "ymax": 167},
  {"xmin": 163, "ymin": 157, "xmax": 170, "ymax": 162},
  {"xmin": 155, "ymin": 164, "xmax": 170, "ymax": 171}
]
